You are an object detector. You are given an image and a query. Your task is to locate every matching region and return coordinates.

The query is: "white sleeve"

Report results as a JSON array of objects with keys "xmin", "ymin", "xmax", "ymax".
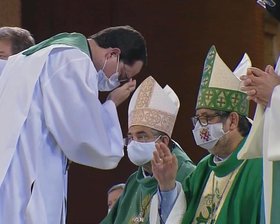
[
  {"xmin": 267, "ymin": 85, "xmax": 280, "ymax": 160},
  {"xmin": 0, "ymin": 59, "xmax": 6, "ymax": 76},
  {"xmin": 149, "ymin": 182, "xmax": 186, "ymax": 224},
  {"xmin": 42, "ymin": 49, "xmax": 124, "ymax": 169}
]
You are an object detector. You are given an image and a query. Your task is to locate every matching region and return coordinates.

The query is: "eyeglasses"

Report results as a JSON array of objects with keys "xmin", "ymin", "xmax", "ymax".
[
  {"xmin": 257, "ymin": 0, "xmax": 276, "ymax": 8},
  {"xmin": 123, "ymin": 134, "xmax": 161, "ymax": 146},
  {"xmin": 191, "ymin": 113, "xmax": 222, "ymax": 127}
]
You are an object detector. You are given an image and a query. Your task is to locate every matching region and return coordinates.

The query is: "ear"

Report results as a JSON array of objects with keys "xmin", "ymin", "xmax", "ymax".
[
  {"xmin": 111, "ymin": 48, "xmax": 121, "ymax": 56},
  {"xmin": 161, "ymin": 135, "xmax": 170, "ymax": 145},
  {"xmin": 228, "ymin": 112, "xmax": 239, "ymax": 130},
  {"xmin": 104, "ymin": 48, "xmax": 121, "ymax": 58}
]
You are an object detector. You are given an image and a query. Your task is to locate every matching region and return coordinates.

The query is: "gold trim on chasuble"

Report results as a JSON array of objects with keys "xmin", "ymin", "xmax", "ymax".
[
  {"xmin": 130, "ymin": 194, "xmax": 153, "ymax": 224},
  {"xmin": 193, "ymin": 162, "xmax": 245, "ymax": 224}
]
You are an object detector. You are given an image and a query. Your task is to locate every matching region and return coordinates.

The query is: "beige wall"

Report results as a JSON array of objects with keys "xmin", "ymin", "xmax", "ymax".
[{"xmin": 0, "ymin": 0, "xmax": 21, "ymax": 26}]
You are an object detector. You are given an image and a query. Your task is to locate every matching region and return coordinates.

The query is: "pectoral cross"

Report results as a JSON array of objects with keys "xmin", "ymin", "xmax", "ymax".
[{"xmin": 132, "ymin": 212, "xmax": 144, "ymax": 223}]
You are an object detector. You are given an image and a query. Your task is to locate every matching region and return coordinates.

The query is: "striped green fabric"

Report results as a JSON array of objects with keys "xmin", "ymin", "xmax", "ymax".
[{"xmin": 22, "ymin": 32, "xmax": 90, "ymax": 57}]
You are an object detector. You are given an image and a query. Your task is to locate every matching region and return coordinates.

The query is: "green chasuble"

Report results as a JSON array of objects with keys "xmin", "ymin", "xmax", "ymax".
[
  {"xmin": 22, "ymin": 32, "xmax": 90, "ymax": 57},
  {"xmin": 101, "ymin": 142, "xmax": 196, "ymax": 224},
  {"xmin": 182, "ymin": 138, "xmax": 262, "ymax": 224}
]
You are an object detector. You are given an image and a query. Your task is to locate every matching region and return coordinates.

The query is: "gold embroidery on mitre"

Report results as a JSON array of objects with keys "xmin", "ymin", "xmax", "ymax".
[
  {"xmin": 129, "ymin": 108, "xmax": 176, "ymax": 137},
  {"xmin": 134, "ymin": 77, "xmax": 155, "ymax": 109}
]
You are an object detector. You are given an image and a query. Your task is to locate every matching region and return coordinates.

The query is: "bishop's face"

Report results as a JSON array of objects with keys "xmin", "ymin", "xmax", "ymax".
[{"xmin": 193, "ymin": 108, "xmax": 233, "ymax": 157}]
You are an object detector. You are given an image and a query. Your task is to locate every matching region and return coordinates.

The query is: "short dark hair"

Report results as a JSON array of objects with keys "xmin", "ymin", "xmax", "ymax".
[
  {"xmin": 89, "ymin": 25, "xmax": 147, "ymax": 66},
  {"xmin": 214, "ymin": 110, "xmax": 251, "ymax": 137},
  {"xmin": 0, "ymin": 27, "xmax": 35, "ymax": 54}
]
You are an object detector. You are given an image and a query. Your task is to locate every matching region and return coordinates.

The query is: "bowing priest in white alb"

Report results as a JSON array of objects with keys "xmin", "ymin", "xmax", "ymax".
[{"xmin": 0, "ymin": 25, "xmax": 147, "ymax": 224}]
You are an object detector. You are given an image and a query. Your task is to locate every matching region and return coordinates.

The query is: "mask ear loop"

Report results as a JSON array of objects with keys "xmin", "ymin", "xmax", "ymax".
[
  {"xmin": 102, "ymin": 58, "xmax": 108, "ymax": 70},
  {"xmin": 115, "ymin": 54, "xmax": 120, "ymax": 73},
  {"xmin": 160, "ymin": 135, "xmax": 172, "ymax": 149},
  {"xmin": 220, "ymin": 115, "xmax": 229, "ymax": 135},
  {"xmin": 154, "ymin": 135, "xmax": 162, "ymax": 143}
]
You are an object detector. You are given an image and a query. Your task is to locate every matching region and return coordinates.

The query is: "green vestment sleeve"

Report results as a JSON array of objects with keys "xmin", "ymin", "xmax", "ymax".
[{"xmin": 101, "ymin": 141, "xmax": 196, "ymax": 224}]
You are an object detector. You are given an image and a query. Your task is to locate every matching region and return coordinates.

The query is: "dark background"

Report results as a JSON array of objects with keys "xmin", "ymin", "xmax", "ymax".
[{"xmin": 21, "ymin": 0, "xmax": 266, "ymax": 223}]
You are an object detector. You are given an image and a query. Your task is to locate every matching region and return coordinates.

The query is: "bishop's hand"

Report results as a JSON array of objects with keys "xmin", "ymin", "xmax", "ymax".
[{"xmin": 151, "ymin": 142, "xmax": 178, "ymax": 192}]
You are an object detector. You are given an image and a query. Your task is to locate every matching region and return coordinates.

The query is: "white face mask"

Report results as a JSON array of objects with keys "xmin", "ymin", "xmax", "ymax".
[
  {"xmin": 97, "ymin": 56, "xmax": 121, "ymax": 91},
  {"xmin": 192, "ymin": 122, "xmax": 227, "ymax": 153},
  {"xmin": 127, "ymin": 138, "xmax": 160, "ymax": 166}
]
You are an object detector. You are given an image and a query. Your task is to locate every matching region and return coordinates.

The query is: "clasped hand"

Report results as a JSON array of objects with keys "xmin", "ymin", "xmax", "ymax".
[{"xmin": 240, "ymin": 65, "xmax": 280, "ymax": 107}]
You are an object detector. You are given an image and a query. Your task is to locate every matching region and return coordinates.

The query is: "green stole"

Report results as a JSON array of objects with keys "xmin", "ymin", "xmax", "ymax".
[
  {"xmin": 22, "ymin": 32, "xmax": 90, "ymax": 57},
  {"xmin": 101, "ymin": 144, "xmax": 195, "ymax": 224},
  {"xmin": 182, "ymin": 138, "xmax": 262, "ymax": 224}
]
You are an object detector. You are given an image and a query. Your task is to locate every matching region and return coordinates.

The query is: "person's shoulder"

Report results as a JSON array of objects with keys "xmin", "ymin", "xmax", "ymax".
[
  {"xmin": 47, "ymin": 47, "xmax": 91, "ymax": 68},
  {"xmin": 119, "ymin": 169, "xmax": 144, "ymax": 195},
  {"xmin": 196, "ymin": 154, "xmax": 211, "ymax": 167},
  {"xmin": 49, "ymin": 46, "xmax": 89, "ymax": 59},
  {"xmin": 243, "ymin": 157, "xmax": 262, "ymax": 169},
  {"xmin": 171, "ymin": 140, "xmax": 192, "ymax": 160},
  {"xmin": 172, "ymin": 140, "xmax": 196, "ymax": 180}
]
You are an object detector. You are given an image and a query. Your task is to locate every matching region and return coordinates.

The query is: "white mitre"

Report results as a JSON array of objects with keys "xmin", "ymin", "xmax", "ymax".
[
  {"xmin": 128, "ymin": 76, "xmax": 180, "ymax": 137},
  {"xmin": 233, "ymin": 53, "xmax": 252, "ymax": 80}
]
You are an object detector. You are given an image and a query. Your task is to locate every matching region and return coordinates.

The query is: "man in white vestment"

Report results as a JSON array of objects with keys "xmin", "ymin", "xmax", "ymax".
[
  {"xmin": 238, "ymin": 1, "xmax": 280, "ymax": 223},
  {"xmin": 0, "ymin": 25, "xmax": 147, "ymax": 224}
]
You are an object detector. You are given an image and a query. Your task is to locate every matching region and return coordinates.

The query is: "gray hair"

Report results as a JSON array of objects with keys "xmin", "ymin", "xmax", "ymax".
[{"xmin": 107, "ymin": 183, "xmax": 125, "ymax": 194}]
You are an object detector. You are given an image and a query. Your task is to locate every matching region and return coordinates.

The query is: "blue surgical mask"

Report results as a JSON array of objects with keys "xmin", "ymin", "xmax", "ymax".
[{"xmin": 97, "ymin": 56, "xmax": 120, "ymax": 91}]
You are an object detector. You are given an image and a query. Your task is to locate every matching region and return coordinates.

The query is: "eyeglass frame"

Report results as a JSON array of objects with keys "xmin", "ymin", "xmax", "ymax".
[
  {"xmin": 191, "ymin": 111, "xmax": 230, "ymax": 127},
  {"xmin": 123, "ymin": 132, "xmax": 163, "ymax": 146}
]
